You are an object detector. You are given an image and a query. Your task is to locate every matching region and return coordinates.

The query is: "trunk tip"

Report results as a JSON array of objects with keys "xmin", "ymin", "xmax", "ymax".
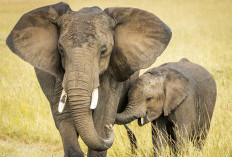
[{"xmin": 105, "ymin": 124, "xmax": 113, "ymax": 131}]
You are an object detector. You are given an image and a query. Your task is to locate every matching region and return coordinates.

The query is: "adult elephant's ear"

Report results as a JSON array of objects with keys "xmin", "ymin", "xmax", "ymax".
[
  {"xmin": 6, "ymin": 2, "xmax": 71, "ymax": 78},
  {"xmin": 104, "ymin": 7, "xmax": 172, "ymax": 81}
]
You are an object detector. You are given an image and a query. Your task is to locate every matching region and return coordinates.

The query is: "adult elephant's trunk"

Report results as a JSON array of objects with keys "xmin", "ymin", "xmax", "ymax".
[
  {"xmin": 64, "ymin": 53, "xmax": 114, "ymax": 151},
  {"xmin": 116, "ymin": 105, "xmax": 144, "ymax": 125}
]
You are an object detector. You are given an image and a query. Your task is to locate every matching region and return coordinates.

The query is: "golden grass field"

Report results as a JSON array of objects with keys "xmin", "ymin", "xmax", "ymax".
[{"xmin": 0, "ymin": 0, "xmax": 232, "ymax": 156}]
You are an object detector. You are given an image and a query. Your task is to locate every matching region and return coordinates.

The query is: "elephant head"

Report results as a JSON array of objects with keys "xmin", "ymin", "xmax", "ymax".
[
  {"xmin": 6, "ymin": 2, "xmax": 172, "ymax": 151},
  {"xmin": 116, "ymin": 68, "xmax": 189, "ymax": 126}
]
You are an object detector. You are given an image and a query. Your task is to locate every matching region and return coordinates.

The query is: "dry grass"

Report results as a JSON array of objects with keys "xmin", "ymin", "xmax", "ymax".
[{"xmin": 0, "ymin": 0, "xmax": 232, "ymax": 156}]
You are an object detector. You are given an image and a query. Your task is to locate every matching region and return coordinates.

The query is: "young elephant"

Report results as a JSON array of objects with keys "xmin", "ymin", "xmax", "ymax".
[{"xmin": 116, "ymin": 58, "xmax": 217, "ymax": 154}]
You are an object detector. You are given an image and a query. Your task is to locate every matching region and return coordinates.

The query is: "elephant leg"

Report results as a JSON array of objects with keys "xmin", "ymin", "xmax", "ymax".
[
  {"xmin": 166, "ymin": 120, "xmax": 177, "ymax": 155},
  {"xmin": 51, "ymin": 94, "xmax": 84, "ymax": 157},
  {"xmin": 34, "ymin": 68, "xmax": 84, "ymax": 157},
  {"xmin": 52, "ymin": 102, "xmax": 84, "ymax": 157},
  {"xmin": 87, "ymin": 150, "xmax": 107, "ymax": 157},
  {"xmin": 151, "ymin": 117, "xmax": 169, "ymax": 157},
  {"xmin": 173, "ymin": 119, "xmax": 192, "ymax": 150},
  {"xmin": 59, "ymin": 120, "xmax": 84, "ymax": 157},
  {"xmin": 191, "ymin": 122, "xmax": 210, "ymax": 149}
]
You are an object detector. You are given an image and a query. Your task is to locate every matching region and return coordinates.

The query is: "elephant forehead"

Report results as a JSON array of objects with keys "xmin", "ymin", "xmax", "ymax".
[
  {"xmin": 59, "ymin": 10, "xmax": 111, "ymax": 48},
  {"xmin": 140, "ymin": 74, "xmax": 164, "ymax": 85},
  {"xmin": 131, "ymin": 75, "xmax": 163, "ymax": 96},
  {"xmin": 59, "ymin": 19, "xmax": 95, "ymax": 46}
]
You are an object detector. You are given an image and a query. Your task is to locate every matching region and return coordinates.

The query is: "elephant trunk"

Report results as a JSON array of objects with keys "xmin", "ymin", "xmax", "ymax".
[
  {"xmin": 116, "ymin": 105, "xmax": 144, "ymax": 125},
  {"xmin": 65, "ymin": 54, "xmax": 114, "ymax": 151}
]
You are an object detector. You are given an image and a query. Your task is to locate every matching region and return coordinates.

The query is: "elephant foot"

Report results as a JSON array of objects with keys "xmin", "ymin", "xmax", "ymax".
[
  {"xmin": 87, "ymin": 150, "xmax": 107, "ymax": 157},
  {"xmin": 65, "ymin": 146, "xmax": 84, "ymax": 157}
]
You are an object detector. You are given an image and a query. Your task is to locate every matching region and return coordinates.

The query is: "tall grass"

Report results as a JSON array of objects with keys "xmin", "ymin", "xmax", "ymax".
[{"xmin": 0, "ymin": 0, "xmax": 232, "ymax": 156}]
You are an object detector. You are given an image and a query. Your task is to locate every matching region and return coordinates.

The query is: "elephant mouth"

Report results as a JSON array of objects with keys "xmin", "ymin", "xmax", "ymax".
[{"xmin": 138, "ymin": 115, "xmax": 150, "ymax": 126}]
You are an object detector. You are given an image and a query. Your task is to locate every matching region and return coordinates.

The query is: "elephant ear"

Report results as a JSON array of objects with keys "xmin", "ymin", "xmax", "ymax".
[
  {"xmin": 6, "ymin": 2, "xmax": 71, "ymax": 78},
  {"xmin": 163, "ymin": 69, "xmax": 190, "ymax": 116},
  {"xmin": 104, "ymin": 7, "xmax": 172, "ymax": 81}
]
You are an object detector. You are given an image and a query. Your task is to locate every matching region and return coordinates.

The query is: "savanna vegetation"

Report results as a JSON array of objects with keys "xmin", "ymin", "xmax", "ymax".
[{"xmin": 0, "ymin": 0, "xmax": 232, "ymax": 156}]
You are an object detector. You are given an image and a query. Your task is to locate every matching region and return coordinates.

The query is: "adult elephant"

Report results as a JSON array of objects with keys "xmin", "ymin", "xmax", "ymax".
[{"xmin": 6, "ymin": 2, "xmax": 172, "ymax": 157}]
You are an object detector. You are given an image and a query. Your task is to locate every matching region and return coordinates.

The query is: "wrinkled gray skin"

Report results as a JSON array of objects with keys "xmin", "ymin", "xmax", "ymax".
[
  {"xmin": 6, "ymin": 2, "xmax": 172, "ymax": 157},
  {"xmin": 116, "ymin": 58, "xmax": 217, "ymax": 154}
]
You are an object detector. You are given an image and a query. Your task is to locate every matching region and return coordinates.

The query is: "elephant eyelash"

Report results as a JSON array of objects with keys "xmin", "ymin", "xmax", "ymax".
[
  {"xmin": 59, "ymin": 49, "xmax": 64, "ymax": 56},
  {"xmin": 100, "ymin": 46, "xmax": 108, "ymax": 58},
  {"xmin": 58, "ymin": 44, "xmax": 65, "ymax": 56},
  {"xmin": 146, "ymin": 97, "xmax": 153, "ymax": 102}
]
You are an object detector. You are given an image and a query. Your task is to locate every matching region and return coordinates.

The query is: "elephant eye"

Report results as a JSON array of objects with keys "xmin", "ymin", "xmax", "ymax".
[
  {"xmin": 146, "ymin": 97, "xmax": 153, "ymax": 102},
  {"xmin": 58, "ymin": 44, "xmax": 65, "ymax": 56},
  {"xmin": 100, "ymin": 46, "xmax": 108, "ymax": 58}
]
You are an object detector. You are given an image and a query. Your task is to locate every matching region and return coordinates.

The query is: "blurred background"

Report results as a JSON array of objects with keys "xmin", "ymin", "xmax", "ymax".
[{"xmin": 0, "ymin": 0, "xmax": 232, "ymax": 156}]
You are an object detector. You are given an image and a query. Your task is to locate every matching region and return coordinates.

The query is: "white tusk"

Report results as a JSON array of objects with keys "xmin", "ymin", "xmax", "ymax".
[
  {"xmin": 90, "ymin": 88, "xmax": 98, "ymax": 109},
  {"xmin": 141, "ymin": 117, "xmax": 144, "ymax": 125},
  {"xmin": 58, "ymin": 89, "xmax": 67, "ymax": 113}
]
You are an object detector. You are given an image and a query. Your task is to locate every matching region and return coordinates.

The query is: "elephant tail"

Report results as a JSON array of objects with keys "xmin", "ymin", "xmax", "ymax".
[{"xmin": 124, "ymin": 124, "xmax": 138, "ymax": 154}]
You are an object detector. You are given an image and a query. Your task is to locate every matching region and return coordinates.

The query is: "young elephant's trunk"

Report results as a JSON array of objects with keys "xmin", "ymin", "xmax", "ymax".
[{"xmin": 116, "ymin": 105, "xmax": 144, "ymax": 124}]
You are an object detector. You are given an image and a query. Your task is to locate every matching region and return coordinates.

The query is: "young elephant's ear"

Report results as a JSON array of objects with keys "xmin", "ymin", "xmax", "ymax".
[
  {"xmin": 104, "ymin": 7, "xmax": 172, "ymax": 81},
  {"xmin": 6, "ymin": 2, "xmax": 71, "ymax": 78},
  {"xmin": 163, "ymin": 69, "xmax": 190, "ymax": 116}
]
